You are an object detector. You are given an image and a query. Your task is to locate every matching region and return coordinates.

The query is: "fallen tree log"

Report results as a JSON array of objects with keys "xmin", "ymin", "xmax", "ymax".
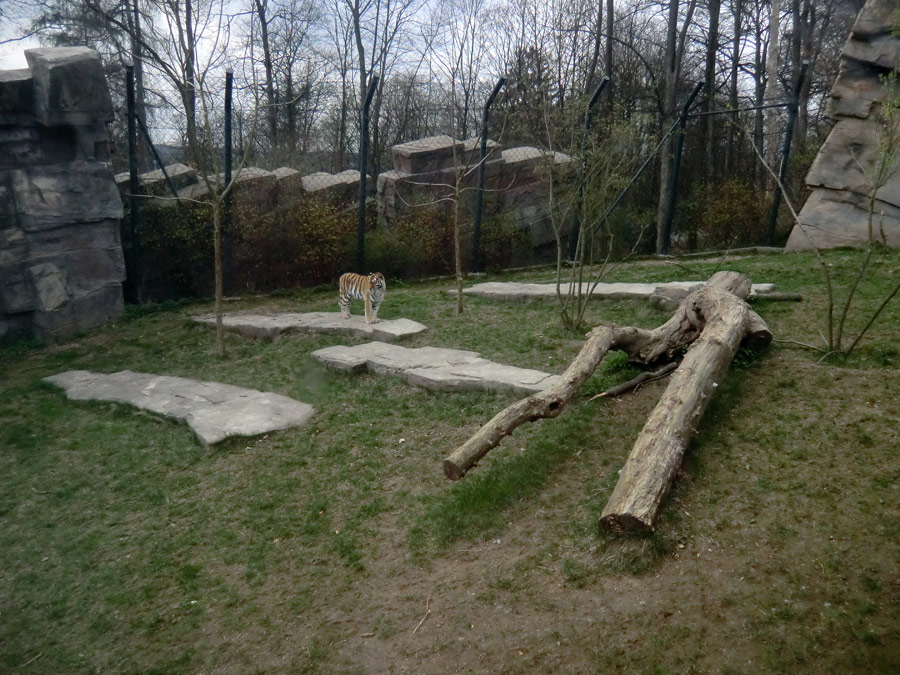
[
  {"xmin": 443, "ymin": 271, "xmax": 771, "ymax": 487},
  {"xmin": 599, "ymin": 286, "xmax": 767, "ymax": 532}
]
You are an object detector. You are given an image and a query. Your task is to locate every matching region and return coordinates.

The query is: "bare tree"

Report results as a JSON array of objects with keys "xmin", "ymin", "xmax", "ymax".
[
  {"xmin": 655, "ymin": 0, "xmax": 698, "ymax": 254},
  {"xmin": 765, "ymin": 0, "xmax": 782, "ymax": 189},
  {"xmin": 344, "ymin": 0, "xmax": 425, "ymax": 179},
  {"xmin": 703, "ymin": 0, "xmax": 722, "ymax": 182}
]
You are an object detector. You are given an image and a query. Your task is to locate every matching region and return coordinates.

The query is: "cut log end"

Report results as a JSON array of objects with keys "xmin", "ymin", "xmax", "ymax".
[
  {"xmin": 599, "ymin": 512, "xmax": 655, "ymax": 534},
  {"xmin": 443, "ymin": 459, "xmax": 466, "ymax": 481}
]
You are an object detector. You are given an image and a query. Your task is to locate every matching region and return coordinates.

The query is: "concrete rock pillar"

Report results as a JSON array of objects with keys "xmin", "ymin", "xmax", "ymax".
[{"xmin": 0, "ymin": 47, "xmax": 125, "ymax": 342}]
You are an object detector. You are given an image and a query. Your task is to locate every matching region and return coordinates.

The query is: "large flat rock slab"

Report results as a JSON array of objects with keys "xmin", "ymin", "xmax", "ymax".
[
  {"xmin": 312, "ymin": 341, "xmax": 561, "ymax": 395},
  {"xmin": 450, "ymin": 281, "xmax": 775, "ymax": 302},
  {"xmin": 43, "ymin": 370, "xmax": 315, "ymax": 445},
  {"xmin": 192, "ymin": 312, "xmax": 427, "ymax": 342}
]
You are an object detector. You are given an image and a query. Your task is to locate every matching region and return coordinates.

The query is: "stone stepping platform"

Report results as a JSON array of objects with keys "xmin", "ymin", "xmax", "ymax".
[
  {"xmin": 449, "ymin": 280, "xmax": 776, "ymax": 302},
  {"xmin": 43, "ymin": 370, "xmax": 315, "ymax": 446},
  {"xmin": 312, "ymin": 341, "xmax": 561, "ymax": 395},
  {"xmin": 193, "ymin": 312, "xmax": 427, "ymax": 342}
]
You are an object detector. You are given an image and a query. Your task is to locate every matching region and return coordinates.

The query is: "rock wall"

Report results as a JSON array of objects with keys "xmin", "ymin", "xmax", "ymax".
[
  {"xmin": 0, "ymin": 47, "xmax": 125, "ymax": 343},
  {"xmin": 126, "ymin": 134, "xmax": 573, "ymax": 275},
  {"xmin": 787, "ymin": 0, "xmax": 900, "ymax": 250},
  {"xmin": 377, "ymin": 135, "xmax": 574, "ymax": 252},
  {"xmin": 118, "ymin": 164, "xmax": 373, "ymax": 209}
]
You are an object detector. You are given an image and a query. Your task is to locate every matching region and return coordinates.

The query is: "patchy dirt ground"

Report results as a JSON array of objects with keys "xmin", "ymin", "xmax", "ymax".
[{"xmin": 179, "ymin": 352, "xmax": 900, "ymax": 674}]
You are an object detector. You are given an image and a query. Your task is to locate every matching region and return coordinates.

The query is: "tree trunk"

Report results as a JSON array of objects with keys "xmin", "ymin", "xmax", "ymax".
[
  {"xmin": 753, "ymin": 19, "xmax": 766, "ymax": 189},
  {"xmin": 212, "ymin": 199, "xmax": 225, "ymax": 358},
  {"xmin": 599, "ymin": 281, "xmax": 768, "ymax": 532},
  {"xmin": 726, "ymin": 0, "xmax": 742, "ymax": 176},
  {"xmin": 254, "ymin": 0, "xmax": 278, "ymax": 149},
  {"xmin": 655, "ymin": 0, "xmax": 680, "ymax": 254},
  {"xmin": 765, "ymin": 0, "xmax": 781, "ymax": 191},
  {"xmin": 703, "ymin": 0, "xmax": 722, "ymax": 184},
  {"xmin": 585, "ymin": 0, "xmax": 604, "ymax": 90},
  {"xmin": 444, "ymin": 271, "xmax": 771, "ymax": 480},
  {"xmin": 129, "ymin": 0, "xmax": 151, "ymax": 171},
  {"xmin": 184, "ymin": 0, "xmax": 198, "ymax": 168}
]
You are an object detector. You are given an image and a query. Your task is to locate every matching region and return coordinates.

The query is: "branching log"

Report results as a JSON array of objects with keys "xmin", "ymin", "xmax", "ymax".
[
  {"xmin": 443, "ymin": 271, "xmax": 771, "ymax": 484},
  {"xmin": 443, "ymin": 327, "xmax": 618, "ymax": 480},
  {"xmin": 589, "ymin": 362, "xmax": 679, "ymax": 400}
]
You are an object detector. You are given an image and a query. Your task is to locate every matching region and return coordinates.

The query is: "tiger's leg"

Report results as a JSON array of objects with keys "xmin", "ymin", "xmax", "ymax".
[
  {"xmin": 370, "ymin": 299, "xmax": 381, "ymax": 323},
  {"xmin": 339, "ymin": 293, "xmax": 350, "ymax": 319},
  {"xmin": 364, "ymin": 294, "xmax": 373, "ymax": 323}
]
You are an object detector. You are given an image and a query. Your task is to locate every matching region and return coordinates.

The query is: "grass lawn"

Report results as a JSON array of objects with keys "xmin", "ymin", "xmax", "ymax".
[{"xmin": 1, "ymin": 249, "xmax": 899, "ymax": 673}]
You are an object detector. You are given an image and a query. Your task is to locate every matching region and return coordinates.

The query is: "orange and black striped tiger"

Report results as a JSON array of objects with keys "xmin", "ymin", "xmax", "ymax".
[{"xmin": 338, "ymin": 272, "xmax": 386, "ymax": 324}]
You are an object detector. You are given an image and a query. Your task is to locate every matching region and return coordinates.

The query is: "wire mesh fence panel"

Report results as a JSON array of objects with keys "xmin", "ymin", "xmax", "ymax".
[{"xmin": 109, "ymin": 67, "xmax": 814, "ymax": 302}]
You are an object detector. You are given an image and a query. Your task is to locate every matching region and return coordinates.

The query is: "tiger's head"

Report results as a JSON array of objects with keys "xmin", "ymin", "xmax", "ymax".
[{"xmin": 368, "ymin": 272, "xmax": 386, "ymax": 289}]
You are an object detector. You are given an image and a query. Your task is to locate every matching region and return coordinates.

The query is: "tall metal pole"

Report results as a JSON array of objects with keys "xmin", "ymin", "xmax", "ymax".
[
  {"xmin": 568, "ymin": 75, "xmax": 610, "ymax": 261},
  {"xmin": 471, "ymin": 76, "xmax": 507, "ymax": 272},
  {"xmin": 357, "ymin": 75, "xmax": 379, "ymax": 272},
  {"xmin": 661, "ymin": 80, "xmax": 704, "ymax": 255},
  {"xmin": 765, "ymin": 60, "xmax": 809, "ymax": 245},
  {"xmin": 125, "ymin": 63, "xmax": 142, "ymax": 304},
  {"xmin": 223, "ymin": 67, "xmax": 234, "ymax": 296}
]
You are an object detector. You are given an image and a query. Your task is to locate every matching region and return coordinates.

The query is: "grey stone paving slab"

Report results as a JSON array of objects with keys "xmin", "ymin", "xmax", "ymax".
[
  {"xmin": 449, "ymin": 280, "xmax": 775, "ymax": 302},
  {"xmin": 312, "ymin": 341, "xmax": 561, "ymax": 395},
  {"xmin": 43, "ymin": 370, "xmax": 315, "ymax": 445},
  {"xmin": 192, "ymin": 312, "xmax": 427, "ymax": 342}
]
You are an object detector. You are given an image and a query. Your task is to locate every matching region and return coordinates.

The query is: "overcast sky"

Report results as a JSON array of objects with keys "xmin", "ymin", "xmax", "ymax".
[
  {"xmin": 0, "ymin": 38, "xmax": 39, "ymax": 69},
  {"xmin": 1, "ymin": 0, "xmax": 41, "ymax": 70}
]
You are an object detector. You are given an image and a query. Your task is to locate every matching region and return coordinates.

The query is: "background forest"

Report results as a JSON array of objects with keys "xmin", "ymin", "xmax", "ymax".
[{"xmin": 0, "ymin": 0, "xmax": 867, "ymax": 253}]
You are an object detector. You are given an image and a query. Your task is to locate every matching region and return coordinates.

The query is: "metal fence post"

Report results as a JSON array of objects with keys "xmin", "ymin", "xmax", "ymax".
[
  {"xmin": 471, "ymin": 76, "xmax": 506, "ymax": 272},
  {"xmin": 223, "ymin": 67, "xmax": 234, "ymax": 295},
  {"xmin": 357, "ymin": 75, "xmax": 379, "ymax": 273},
  {"xmin": 766, "ymin": 60, "xmax": 809, "ymax": 245},
  {"xmin": 568, "ymin": 75, "xmax": 610, "ymax": 261},
  {"xmin": 661, "ymin": 80, "xmax": 704, "ymax": 255},
  {"xmin": 125, "ymin": 63, "xmax": 142, "ymax": 304}
]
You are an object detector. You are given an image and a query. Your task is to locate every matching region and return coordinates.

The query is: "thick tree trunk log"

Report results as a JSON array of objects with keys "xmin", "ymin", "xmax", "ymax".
[
  {"xmin": 599, "ymin": 279, "xmax": 771, "ymax": 533},
  {"xmin": 444, "ymin": 271, "xmax": 770, "ymax": 481}
]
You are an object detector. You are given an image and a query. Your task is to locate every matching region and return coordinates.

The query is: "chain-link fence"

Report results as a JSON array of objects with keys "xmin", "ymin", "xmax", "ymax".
[{"xmin": 118, "ymin": 67, "xmax": 808, "ymax": 303}]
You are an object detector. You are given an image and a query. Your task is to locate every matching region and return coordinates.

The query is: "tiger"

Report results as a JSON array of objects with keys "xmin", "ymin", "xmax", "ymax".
[{"xmin": 338, "ymin": 272, "xmax": 386, "ymax": 324}]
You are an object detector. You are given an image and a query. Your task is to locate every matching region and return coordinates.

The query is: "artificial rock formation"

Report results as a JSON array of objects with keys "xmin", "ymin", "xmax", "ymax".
[
  {"xmin": 787, "ymin": 0, "xmax": 900, "ymax": 250},
  {"xmin": 0, "ymin": 47, "xmax": 125, "ymax": 342},
  {"xmin": 124, "ymin": 134, "xmax": 573, "ymax": 259},
  {"xmin": 377, "ymin": 135, "xmax": 574, "ymax": 253}
]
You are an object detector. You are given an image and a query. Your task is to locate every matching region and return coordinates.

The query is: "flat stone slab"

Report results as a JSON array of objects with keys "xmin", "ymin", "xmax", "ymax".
[
  {"xmin": 192, "ymin": 312, "xmax": 427, "ymax": 342},
  {"xmin": 450, "ymin": 280, "xmax": 776, "ymax": 302},
  {"xmin": 312, "ymin": 341, "xmax": 561, "ymax": 395},
  {"xmin": 43, "ymin": 370, "xmax": 315, "ymax": 445}
]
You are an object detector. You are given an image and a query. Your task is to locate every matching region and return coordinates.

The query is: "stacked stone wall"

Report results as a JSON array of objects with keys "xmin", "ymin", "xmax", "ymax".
[
  {"xmin": 377, "ymin": 135, "xmax": 574, "ymax": 255},
  {"xmin": 0, "ymin": 47, "xmax": 125, "ymax": 343},
  {"xmin": 123, "ymin": 134, "xmax": 573, "ymax": 296}
]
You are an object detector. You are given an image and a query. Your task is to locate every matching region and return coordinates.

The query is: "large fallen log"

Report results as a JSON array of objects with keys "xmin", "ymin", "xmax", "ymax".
[
  {"xmin": 599, "ymin": 285, "xmax": 766, "ymax": 533},
  {"xmin": 443, "ymin": 271, "xmax": 771, "ymax": 488}
]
